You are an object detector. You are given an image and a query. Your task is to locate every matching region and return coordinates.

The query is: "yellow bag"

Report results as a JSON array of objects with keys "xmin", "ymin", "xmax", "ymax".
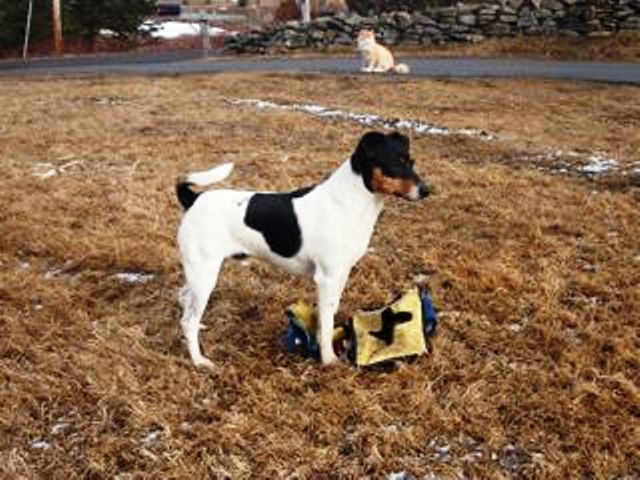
[
  {"xmin": 351, "ymin": 287, "xmax": 427, "ymax": 366},
  {"xmin": 284, "ymin": 287, "xmax": 437, "ymax": 367}
]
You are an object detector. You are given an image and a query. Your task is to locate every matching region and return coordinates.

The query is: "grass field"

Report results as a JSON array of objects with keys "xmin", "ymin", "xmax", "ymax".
[{"xmin": 1, "ymin": 72, "xmax": 638, "ymax": 479}]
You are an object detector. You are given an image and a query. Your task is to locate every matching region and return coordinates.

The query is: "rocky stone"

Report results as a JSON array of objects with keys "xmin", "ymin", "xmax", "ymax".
[
  {"xmin": 284, "ymin": 34, "xmax": 308, "ymax": 48},
  {"xmin": 485, "ymin": 22, "xmax": 513, "ymax": 35},
  {"xmin": 378, "ymin": 29, "xmax": 399, "ymax": 44},
  {"xmin": 394, "ymin": 11, "xmax": 414, "ymax": 28},
  {"xmin": 224, "ymin": 0, "xmax": 640, "ymax": 54},
  {"xmin": 541, "ymin": 0, "xmax": 565, "ymax": 10},
  {"xmin": 414, "ymin": 14, "xmax": 438, "ymax": 26},
  {"xmin": 451, "ymin": 23, "xmax": 472, "ymax": 33},
  {"xmin": 457, "ymin": 4, "xmax": 482, "ymax": 14},
  {"xmin": 334, "ymin": 34, "xmax": 353, "ymax": 45},
  {"xmin": 557, "ymin": 28, "xmax": 580, "ymax": 36},
  {"xmin": 499, "ymin": 14, "xmax": 519, "ymax": 22},
  {"xmin": 500, "ymin": 6, "xmax": 518, "ymax": 15},
  {"xmin": 434, "ymin": 7, "xmax": 457, "ymax": 18},
  {"xmin": 478, "ymin": 15, "xmax": 497, "ymax": 25},
  {"xmin": 518, "ymin": 8, "xmax": 539, "ymax": 28},
  {"xmin": 620, "ymin": 15, "xmax": 640, "ymax": 29},
  {"xmin": 458, "ymin": 14, "xmax": 478, "ymax": 25},
  {"xmin": 421, "ymin": 26, "xmax": 443, "ymax": 36},
  {"xmin": 587, "ymin": 30, "xmax": 612, "ymax": 37},
  {"xmin": 403, "ymin": 32, "xmax": 422, "ymax": 43},
  {"xmin": 285, "ymin": 20, "xmax": 302, "ymax": 29},
  {"xmin": 479, "ymin": 6, "xmax": 500, "ymax": 14},
  {"xmin": 536, "ymin": 8, "xmax": 553, "ymax": 18},
  {"xmin": 468, "ymin": 33, "xmax": 486, "ymax": 42},
  {"xmin": 506, "ymin": 0, "xmax": 524, "ymax": 9},
  {"xmin": 341, "ymin": 13, "xmax": 363, "ymax": 26}
]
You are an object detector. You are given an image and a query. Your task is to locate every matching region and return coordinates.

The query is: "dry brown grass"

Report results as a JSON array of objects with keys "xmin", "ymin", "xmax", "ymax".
[{"xmin": 0, "ymin": 72, "xmax": 639, "ymax": 479}]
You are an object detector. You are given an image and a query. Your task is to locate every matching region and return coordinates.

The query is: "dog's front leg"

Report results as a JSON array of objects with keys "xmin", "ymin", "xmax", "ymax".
[
  {"xmin": 361, "ymin": 54, "xmax": 373, "ymax": 73},
  {"xmin": 314, "ymin": 268, "xmax": 349, "ymax": 365}
]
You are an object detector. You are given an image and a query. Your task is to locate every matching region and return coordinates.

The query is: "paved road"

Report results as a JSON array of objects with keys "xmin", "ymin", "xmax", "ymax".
[{"xmin": 1, "ymin": 50, "xmax": 639, "ymax": 84}]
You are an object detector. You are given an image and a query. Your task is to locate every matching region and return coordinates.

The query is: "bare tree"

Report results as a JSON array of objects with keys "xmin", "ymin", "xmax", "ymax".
[{"xmin": 296, "ymin": 0, "xmax": 311, "ymax": 23}]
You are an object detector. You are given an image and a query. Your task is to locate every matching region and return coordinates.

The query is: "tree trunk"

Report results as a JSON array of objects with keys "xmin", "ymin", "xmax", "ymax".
[{"xmin": 297, "ymin": 0, "xmax": 311, "ymax": 23}]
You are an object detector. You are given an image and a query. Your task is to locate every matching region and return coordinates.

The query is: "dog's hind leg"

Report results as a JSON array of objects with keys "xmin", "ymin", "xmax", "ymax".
[{"xmin": 179, "ymin": 257, "xmax": 224, "ymax": 369}]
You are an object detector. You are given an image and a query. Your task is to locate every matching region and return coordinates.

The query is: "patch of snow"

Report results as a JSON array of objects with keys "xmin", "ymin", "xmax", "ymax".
[
  {"xmin": 45, "ymin": 267, "xmax": 65, "ymax": 280},
  {"xmin": 33, "ymin": 162, "xmax": 57, "ymax": 179},
  {"xmin": 31, "ymin": 439, "xmax": 51, "ymax": 450},
  {"xmin": 500, "ymin": 443, "xmax": 535, "ymax": 472},
  {"xmin": 227, "ymin": 98, "xmax": 495, "ymax": 141},
  {"xmin": 423, "ymin": 475, "xmax": 446, "ymax": 480},
  {"xmin": 578, "ymin": 154, "xmax": 618, "ymax": 175},
  {"xmin": 51, "ymin": 422, "xmax": 69, "ymax": 435},
  {"xmin": 387, "ymin": 472, "xmax": 415, "ymax": 480},
  {"xmin": 33, "ymin": 160, "xmax": 83, "ymax": 179},
  {"xmin": 522, "ymin": 148, "xmax": 623, "ymax": 179},
  {"xmin": 113, "ymin": 272, "xmax": 155, "ymax": 284},
  {"xmin": 140, "ymin": 21, "xmax": 199, "ymax": 39},
  {"xmin": 208, "ymin": 26, "xmax": 226, "ymax": 36},
  {"xmin": 432, "ymin": 444, "xmax": 451, "ymax": 462},
  {"xmin": 461, "ymin": 450, "xmax": 483, "ymax": 463},
  {"xmin": 140, "ymin": 429, "xmax": 163, "ymax": 448},
  {"xmin": 139, "ymin": 21, "xmax": 226, "ymax": 39}
]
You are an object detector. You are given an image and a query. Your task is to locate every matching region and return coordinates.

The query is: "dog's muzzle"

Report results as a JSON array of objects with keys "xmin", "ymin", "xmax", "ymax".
[
  {"xmin": 418, "ymin": 181, "xmax": 430, "ymax": 199},
  {"xmin": 407, "ymin": 181, "xmax": 431, "ymax": 201}
]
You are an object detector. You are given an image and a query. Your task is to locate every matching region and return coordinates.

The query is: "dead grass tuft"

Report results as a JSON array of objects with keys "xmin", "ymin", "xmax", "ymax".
[{"xmin": 0, "ymin": 72, "xmax": 638, "ymax": 478}]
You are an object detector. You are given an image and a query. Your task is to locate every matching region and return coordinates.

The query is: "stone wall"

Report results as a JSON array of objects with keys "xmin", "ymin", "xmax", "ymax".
[{"xmin": 224, "ymin": 0, "xmax": 640, "ymax": 53}]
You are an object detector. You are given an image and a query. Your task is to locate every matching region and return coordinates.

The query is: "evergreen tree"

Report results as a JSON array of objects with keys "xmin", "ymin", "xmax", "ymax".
[
  {"xmin": 0, "ymin": 0, "xmax": 156, "ymax": 52},
  {"xmin": 0, "ymin": 0, "xmax": 54, "ymax": 52},
  {"xmin": 66, "ymin": 0, "xmax": 156, "ymax": 45}
]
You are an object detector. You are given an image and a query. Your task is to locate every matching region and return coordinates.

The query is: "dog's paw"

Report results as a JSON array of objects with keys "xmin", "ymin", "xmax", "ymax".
[
  {"xmin": 194, "ymin": 356, "xmax": 215, "ymax": 370},
  {"xmin": 320, "ymin": 351, "xmax": 339, "ymax": 366}
]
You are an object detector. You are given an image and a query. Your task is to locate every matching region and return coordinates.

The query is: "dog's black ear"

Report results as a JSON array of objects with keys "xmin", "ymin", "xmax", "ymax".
[
  {"xmin": 387, "ymin": 131, "xmax": 410, "ymax": 155},
  {"xmin": 351, "ymin": 131, "xmax": 386, "ymax": 175}
]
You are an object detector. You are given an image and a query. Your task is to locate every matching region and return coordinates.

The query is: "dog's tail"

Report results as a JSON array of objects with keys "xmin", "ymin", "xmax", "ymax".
[
  {"xmin": 176, "ymin": 162, "xmax": 234, "ymax": 210},
  {"xmin": 393, "ymin": 63, "xmax": 410, "ymax": 74}
]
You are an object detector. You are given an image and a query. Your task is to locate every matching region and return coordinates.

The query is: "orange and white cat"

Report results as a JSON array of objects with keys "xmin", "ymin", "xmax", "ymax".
[{"xmin": 357, "ymin": 29, "xmax": 410, "ymax": 74}]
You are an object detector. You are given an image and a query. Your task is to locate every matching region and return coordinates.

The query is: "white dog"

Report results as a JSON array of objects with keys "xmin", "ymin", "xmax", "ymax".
[
  {"xmin": 176, "ymin": 131, "xmax": 429, "ymax": 368},
  {"xmin": 357, "ymin": 29, "xmax": 410, "ymax": 74}
]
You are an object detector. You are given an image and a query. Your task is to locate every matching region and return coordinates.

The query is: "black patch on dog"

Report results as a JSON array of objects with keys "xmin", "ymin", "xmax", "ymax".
[
  {"xmin": 244, "ymin": 185, "xmax": 315, "ymax": 258},
  {"xmin": 351, "ymin": 131, "xmax": 422, "ymax": 193},
  {"xmin": 369, "ymin": 308, "xmax": 413, "ymax": 345},
  {"xmin": 176, "ymin": 181, "xmax": 200, "ymax": 210},
  {"xmin": 231, "ymin": 253, "xmax": 249, "ymax": 260}
]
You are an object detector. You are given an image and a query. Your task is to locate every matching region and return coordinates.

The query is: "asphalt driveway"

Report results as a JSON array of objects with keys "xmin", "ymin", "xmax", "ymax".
[{"xmin": 1, "ymin": 50, "xmax": 639, "ymax": 83}]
